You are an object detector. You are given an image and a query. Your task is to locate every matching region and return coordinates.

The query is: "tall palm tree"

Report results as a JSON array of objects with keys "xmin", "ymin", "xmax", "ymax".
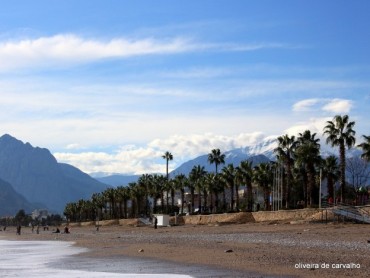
[
  {"xmin": 103, "ymin": 188, "xmax": 117, "ymax": 219},
  {"xmin": 64, "ymin": 202, "xmax": 78, "ymax": 222},
  {"xmin": 358, "ymin": 135, "xmax": 370, "ymax": 162},
  {"xmin": 77, "ymin": 199, "xmax": 87, "ymax": 222},
  {"xmin": 150, "ymin": 174, "xmax": 166, "ymax": 213},
  {"xmin": 274, "ymin": 134, "xmax": 297, "ymax": 208},
  {"xmin": 236, "ymin": 160, "xmax": 254, "ymax": 211},
  {"xmin": 173, "ymin": 174, "xmax": 188, "ymax": 214},
  {"xmin": 128, "ymin": 182, "xmax": 144, "ymax": 217},
  {"xmin": 91, "ymin": 192, "xmax": 105, "ymax": 220},
  {"xmin": 295, "ymin": 130, "xmax": 321, "ymax": 207},
  {"xmin": 208, "ymin": 149, "xmax": 225, "ymax": 174},
  {"xmin": 321, "ymin": 155, "xmax": 340, "ymax": 201},
  {"xmin": 115, "ymin": 186, "xmax": 131, "ymax": 219},
  {"xmin": 253, "ymin": 162, "xmax": 273, "ymax": 210},
  {"xmin": 207, "ymin": 173, "xmax": 223, "ymax": 213},
  {"xmin": 203, "ymin": 173, "xmax": 216, "ymax": 213},
  {"xmin": 138, "ymin": 174, "xmax": 153, "ymax": 216},
  {"xmin": 195, "ymin": 176, "xmax": 206, "ymax": 214},
  {"xmin": 189, "ymin": 165, "xmax": 206, "ymax": 214},
  {"xmin": 208, "ymin": 149, "xmax": 225, "ymax": 210},
  {"xmin": 221, "ymin": 164, "xmax": 237, "ymax": 212},
  {"xmin": 163, "ymin": 178, "xmax": 173, "ymax": 213},
  {"xmin": 323, "ymin": 115, "xmax": 356, "ymax": 202},
  {"xmin": 162, "ymin": 151, "xmax": 173, "ymax": 180}
]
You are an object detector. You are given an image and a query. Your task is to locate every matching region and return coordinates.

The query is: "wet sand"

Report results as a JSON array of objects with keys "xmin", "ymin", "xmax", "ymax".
[{"xmin": 1, "ymin": 222, "xmax": 369, "ymax": 277}]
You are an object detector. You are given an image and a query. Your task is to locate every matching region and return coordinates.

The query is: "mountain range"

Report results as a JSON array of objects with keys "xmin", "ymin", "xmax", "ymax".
[
  {"xmin": 0, "ymin": 134, "xmax": 109, "ymax": 215},
  {"xmin": 96, "ymin": 136, "xmax": 366, "ymax": 187},
  {"xmin": 1, "ymin": 133, "xmax": 366, "ymax": 216},
  {"xmin": 0, "ymin": 178, "xmax": 35, "ymax": 216},
  {"xmin": 96, "ymin": 137, "xmax": 277, "ymax": 186}
]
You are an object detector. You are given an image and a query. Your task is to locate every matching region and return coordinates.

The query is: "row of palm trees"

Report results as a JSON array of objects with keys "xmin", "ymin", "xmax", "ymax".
[
  {"xmin": 64, "ymin": 115, "xmax": 370, "ymax": 222},
  {"xmin": 63, "ymin": 160, "xmax": 258, "ymax": 222}
]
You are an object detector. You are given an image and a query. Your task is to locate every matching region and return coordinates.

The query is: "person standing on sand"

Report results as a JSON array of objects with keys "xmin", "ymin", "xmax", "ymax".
[
  {"xmin": 154, "ymin": 216, "xmax": 158, "ymax": 229},
  {"xmin": 16, "ymin": 225, "xmax": 21, "ymax": 235}
]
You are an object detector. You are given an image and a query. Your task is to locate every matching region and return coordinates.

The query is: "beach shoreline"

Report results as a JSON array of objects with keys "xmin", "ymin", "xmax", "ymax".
[{"xmin": 1, "ymin": 221, "xmax": 369, "ymax": 277}]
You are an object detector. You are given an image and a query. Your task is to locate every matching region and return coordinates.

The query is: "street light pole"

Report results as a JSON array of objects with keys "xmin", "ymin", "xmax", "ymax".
[{"xmin": 319, "ymin": 168, "xmax": 322, "ymax": 209}]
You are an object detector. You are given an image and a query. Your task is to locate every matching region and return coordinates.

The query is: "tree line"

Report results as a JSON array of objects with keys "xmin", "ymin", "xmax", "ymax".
[{"xmin": 63, "ymin": 115, "xmax": 370, "ymax": 222}]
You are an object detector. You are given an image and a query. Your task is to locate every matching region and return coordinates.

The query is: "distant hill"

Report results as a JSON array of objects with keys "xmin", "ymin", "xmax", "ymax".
[
  {"xmin": 0, "ymin": 178, "xmax": 35, "ymax": 216},
  {"xmin": 171, "ymin": 153, "xmax": 271, "ymax": 176},
  {"xmin": 170, "ymin": 137, "xmax": 276, "ymax": 176},
  {"xmin": 0, "ymin": 134, "xmax": 110, "ymax": 213},
  {"xmin": 95, "ymin": 174, "xmax": 139, "ymax": 187}
]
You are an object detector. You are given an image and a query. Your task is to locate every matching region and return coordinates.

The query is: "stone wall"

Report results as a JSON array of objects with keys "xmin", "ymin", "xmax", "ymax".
[
  {"xmin": 177, "ymin": 209, "xmax": 320, "ymax": 225},
  {"xmin": 251, "ymin": 209, "xmax": 320, "ymax": 222},
  {"xmin": 178, "ymin": 212, "xmax": 255, "ymax": 225},
  {"xmin": 69, "ymin": 209, "xmax": 321, "ymax": 227}
]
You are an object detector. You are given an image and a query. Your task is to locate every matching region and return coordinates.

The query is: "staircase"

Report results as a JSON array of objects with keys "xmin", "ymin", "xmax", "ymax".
[
  {"xmin": 138, "ymin": 217, "xmax": 153, "ymax": 225},
  {"xmin": 331, "ymin": 204, "xmax": 370, "ymax": 224}
]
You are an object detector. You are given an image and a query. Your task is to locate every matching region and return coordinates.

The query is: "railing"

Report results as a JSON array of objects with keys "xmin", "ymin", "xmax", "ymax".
[
  {"xmin": 332, "ymin": 203, "xmax": 370, "ymax": 224},
  {"xmin": 320, "ymin": 201, "xmax": 370, "ymax": 224}
]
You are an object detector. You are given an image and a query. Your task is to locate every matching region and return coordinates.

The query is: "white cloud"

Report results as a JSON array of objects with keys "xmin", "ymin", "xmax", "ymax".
[
  {"xmin": 0, "ymin": 34, "xmax": 295, "ymax": 72},
  {"xmin": 53, "ymin": 132, "xmax": 269, "ymax": 175},
  {"xmin": 284, "ymin": 117, "xmax": 331, "ymax": 137},
  {"xmin": 293, "ymin": 98, "xmax": 320, "ymax": 111},
  {"xmin": 54, "ymin": 148, "xmax": 165, "ymax": 175},
  {"xmin": 292, "ymin": 98, "xmax": 353, "ymax": 114},
  {"xmin": 65, "ymin": 143, "xmax": 81, "ymax": 150},
  {"xmin": 0, "ymin": 34, "xmax": 196, "ymax": 71},
  {"xmin": 322, "ymin": 98, "xmax": 353, "ymax": 113}
]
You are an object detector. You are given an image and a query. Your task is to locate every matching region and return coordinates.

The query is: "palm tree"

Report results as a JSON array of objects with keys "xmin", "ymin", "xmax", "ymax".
[
  {"xmin": 162, "ymin": 151, "xmax": 173, "ymax": 180},
  {"xmin": 221, "ymin": 164, "xmax": 237, "ymax": 212},
  {"xmin": 64, "ymin": 202, "xmax": 78, "ymax": 222},
  {"xmin": 358, "ymin": 135, "xmax": 370, "ymax": 162},
  {"xmin": 295, "ymin": 130, "xmax": 321, "ymax": 207},
  {"xmin": 173, "ymin": 174, "xmax": 188, "ymax": 214},
  {"xmin": 91, "ymin": 192, "xmax": 105, "ymax": 220},
  {"xmin": 208, "ymin": 149, "xmax": 225, "ymax": 210},
  {"xmin": 253, "ymin": 162, "xmax": 273, "ymax": 210},
  {"xmin": 103, "ymin": 188, "xmax": 117, "ymax": 219},
  {"xmin": 323, "ymin": 115, "xmax": 356, "ymax": 202},
  {"xmin": 236, "ymin": 160, "xmax": 254, "ymax": 211},
  {"xmin": 163, "ymin": 179, "xmax": 173, "ymax": 213},
  {"xmin": 195, "ymin": 176, "xmax": 206, "ymax": 214},
  {"xmin": 203, "ymin": 173, "xmax": 216, "ymax": 213},
  {"xmin": 203, "ymin": 172, "xmax": 218, "ymax": 213},
  {"xmin": 322, "ymin": 155, "xmax": 340, "ymax": 201},
  {"xmin": 150, "ymin": 174, "xmax": 166, "ymax": 213},
  {"xmin": 189, "ymin": 165, "xmax": 206, "ymax": 214},
  {"xmin": 128, "ymin": 182, "xmax": 144, "ymax": 217},
  {"xmin": 208, "ymin": 149, "xmax": 225, "ymax": 174},
  {"xmin": 115, "ymin": 186, "xmax": 131, "ymax": 219},
  {"xmin": 77, "ymin": 199, "xmax": 87, "ymax": 222},
  {"xmin": 274, "ymin": 134, "xmax": 297, "ymax": 208},
  {"xmin": 138, "ymin": 174, "xmax": 153, "ymax": 216},
  {"xmin": 206, "ymin": 173, "xmax": 223, "ymax": 213}
]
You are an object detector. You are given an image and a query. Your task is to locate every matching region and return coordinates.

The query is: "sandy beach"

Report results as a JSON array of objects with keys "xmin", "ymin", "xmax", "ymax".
[{"xmin": 1, "ymin": 221, "xmax": 369, "ymax": 277}]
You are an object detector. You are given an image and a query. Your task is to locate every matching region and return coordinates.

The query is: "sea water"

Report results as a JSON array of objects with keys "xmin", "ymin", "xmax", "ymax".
[{"xmin": 0, "ymin": 240, "xmax": 193, "ymax": 278}]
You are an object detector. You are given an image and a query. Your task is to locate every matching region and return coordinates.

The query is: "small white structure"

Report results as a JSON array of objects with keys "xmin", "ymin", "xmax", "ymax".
[{"xmin": 155, "ymin": 214, "xmax": 169, "ymax": 226}]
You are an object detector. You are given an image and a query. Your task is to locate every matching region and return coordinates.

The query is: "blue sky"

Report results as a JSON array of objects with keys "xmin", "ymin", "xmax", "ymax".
[{"xmin": 0, "ymin": 0, "xmax": 369, "ymax": 175}]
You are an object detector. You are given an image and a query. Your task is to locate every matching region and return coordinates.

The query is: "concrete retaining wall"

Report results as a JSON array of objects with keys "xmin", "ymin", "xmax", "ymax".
[
  {"xmin": 177, "ymin": 209, "xmax": 320, "ymax": 225},
  {"xmin": 179, "ymin": 212, "xmax": 255, "ymax": 225},
  {"xmin": 70, "ymin": 209, "xmax": 321, "ymax": 227},
  {"xmin": 251, "ymin": 209, "xmax": 320, "ymax": 222}
]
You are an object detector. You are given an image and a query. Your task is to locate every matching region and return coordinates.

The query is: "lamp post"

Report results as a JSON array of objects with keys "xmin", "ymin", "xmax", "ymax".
[{"xmin": 319, "ymin": 168, "xmax": 322, "ymax": 209}]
